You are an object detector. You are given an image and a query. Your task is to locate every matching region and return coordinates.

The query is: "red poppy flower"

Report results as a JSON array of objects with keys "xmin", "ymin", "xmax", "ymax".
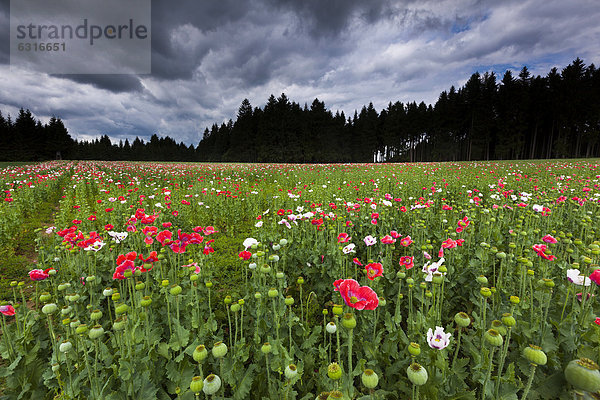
[
  {"xmin": 590, "ymin": 270, "xmax": 600, "ymax": 286},
  {"xmin": 162, "ymin": 222, "xmax": 172, "ymax": 228},
  {"xmin": 88, "ymin": 215, "xmax": 97, "ymax": 221},
  {"xmin": 532, "ymin": 244, "xmax": 556, "ymax": 260},
  {"xmin": 381, "ymin": 235, "xmax": 395, "ymax": 244},
  {"xmin": 399, "ymin": 236, "xmax": 413, "ymax": 247},
  {"xmin": 333, "ymin": 279, "xmax": 378, "ymax": 310},
  {"xmin": 365, "ymin": 262, "xmax": 383, "ymax": 280},
  {"xmin": 104, "ymin": 224, "xmax": 114, "ymax": 231},
  {"xmin": 204, "ymin": 226, "xmax": 218, "ymax": 235},
  {"xmin": 399, "ymin": 256, "xmax": 414, "ymax": 270},
  {"xmin": 239, "ymin": 250, "xmax": 252, "ymax": 260},
  {"xmin": 0, "ymin": 304, "xmax": 15, "ymax": 316},
  {"xmin": 352, "ymin": 258, "xmax": 363, "ymax": 266},
  {"xmin": 29, "ymin": 268, "xmax": 49, "ymax": 281},
  {"xmin": 337, "ymin": 233, "xmax": 351, "ymax": 243}
]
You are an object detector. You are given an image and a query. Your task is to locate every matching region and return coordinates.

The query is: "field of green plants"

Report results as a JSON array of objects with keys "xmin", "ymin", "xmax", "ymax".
[{"xmin": 1, "ymin": 160, "xmax": 600, "ymax": 399}]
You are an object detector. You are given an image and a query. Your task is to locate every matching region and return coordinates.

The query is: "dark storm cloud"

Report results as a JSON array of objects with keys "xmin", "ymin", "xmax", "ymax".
[
  {"xmin": 0, "ymin": 0, "xmax": 9, "ymax": 64},
  {"xmin": 52, "ymin": 74, "xmax": 143, "ymax": 93},
  {"xmin": 1, "ymin": 0, "xmax": 599, "ymax": 146}
]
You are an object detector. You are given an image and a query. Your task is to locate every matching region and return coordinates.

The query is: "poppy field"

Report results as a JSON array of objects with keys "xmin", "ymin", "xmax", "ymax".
[{"xmin": 2, "ymin": 159, "xmax": 600, "ymax": 399}]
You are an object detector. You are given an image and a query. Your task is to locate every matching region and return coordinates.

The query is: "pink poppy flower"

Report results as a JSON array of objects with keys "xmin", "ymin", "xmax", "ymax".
[{"xmin": 399, "ymin": 236, "xmax": 413, "ymax": 247}]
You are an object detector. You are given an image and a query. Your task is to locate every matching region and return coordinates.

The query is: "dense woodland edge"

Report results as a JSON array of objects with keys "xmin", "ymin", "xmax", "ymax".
[{"xmin": 1, "ymin": 57, "xmax": 599, "ymax": 163}]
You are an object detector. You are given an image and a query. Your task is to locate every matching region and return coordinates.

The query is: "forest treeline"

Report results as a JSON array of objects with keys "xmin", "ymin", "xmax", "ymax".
[{"xmin": 1, "ymin": 58, "xmax": 599, "ymax": 162}]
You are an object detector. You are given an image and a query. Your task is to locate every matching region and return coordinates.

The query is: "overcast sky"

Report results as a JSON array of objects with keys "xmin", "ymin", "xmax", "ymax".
[{"xmin": 1, "ymin": 0, "xmax": 599, "ymax": 146}]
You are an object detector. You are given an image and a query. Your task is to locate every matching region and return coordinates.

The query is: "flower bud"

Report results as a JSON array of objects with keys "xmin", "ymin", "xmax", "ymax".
[
  {"xmin": 202, "ymin": 374, "xmax": 222, "ymax": 395},
  {"xmin": 407, "ymin": 363, "xmax": 428, "ymax": 386},
  {"xmin": 193, "ymin": 345, "xmax": 208, "ymax": 362},
  {"xmin": 361, "ymin": 369, "xmax": 379, "ymax": 389},
  {"xmin": 230, "ymin": 303, "xmax": 241, "ymax": 313},
  {"xmin": 238, "ymin": 299, "xmax": 245, "ymax": 306},
  {"xmin": 212, "ymin": 341, "xmax": 228, "ymax": 358},
  {"xmin": 328, "ymin": 362, "xmax": 342, "ymax": 380}
]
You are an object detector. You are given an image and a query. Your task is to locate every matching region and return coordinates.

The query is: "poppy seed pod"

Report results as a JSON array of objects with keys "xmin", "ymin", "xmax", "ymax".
[
  {"xmin": 212, "ymin": 341, "xmax": 228, "ymax": 358},
  {"xmin": 342, "ymin": 313, "xmax": 356, "ymax": 329},
  {"xmin": 361, "ymin": 369, "xmax": 379, "ymax": 389},
  {"xmin": 42, "ymin": 303, "xmax": 58, "ymax": 314},
  {"xmin": 59, "ymin": 341, "xmax": 72, "ymax": 353},
  {"xmin": 285, "ymin": 296, "xmax": 294, "ymax": 306},
  {"xmin": 326, "ymin": 322, "xmax": 337, "ymax": 334},
  {"xmin": 39, "ymin": 292, "xmax": 52, "ymax": 302},
  {"xmin": 484, "ymin": 329, "xmax": 504, "ymax": 347},
  {"xmin": 193, "ymin": 345, "xmax": 208, "ymax": 362},
  {"xmin": 90, "ymin": 309, "xmax": 102, "ymax": 320},
  {"xmin": 407, "ymin": 363, "xmax": 428, "ymax": 386},
  {"xmin": 268, "ymin": 288, "xmax": 278, "ymax": 298},
  {"xmin": 332, "ymin": 304, "xmax": 344, "ymax": 315},
  {"xmin": 523, "ymin": 345, "xmax": 547, "ymax": 366},
  {"xmin": 285, "ymin": 364, "xmax": 298, "ymax": 380},
  {"xmin": 327, "ymin": 362, "xmax": 342, "ymax": 380},
  {"xmin": 454, "ymin": 312, "xmax": 471, "ymax": 328},
  {"xmin": 190, "ymin": 376, "xmax": 204, "ymax": 394},
  {"xmin": 408, "ymin": 342, "xmax": 421, "ymax": 357},
  {"xmin": 169, "ymin": 285, "xmax": 182, "ymax": 296},
  {"xmin": 501, "ymin": 313, "xmax": 516, "ymax": 327},
  {"xmin": 140, "ymin": 296, "xmax": 152, "ymax": 307},
  {"xmin": 261, "ymin": 342, "xmax": 272, "ymax": 354},
  {"xmin": 202, "ymin": 374, "xmax": 222, "ymax": 395},
  {"xmin": 88, "ymin": 324, "xmax": 104, "ymax": 340},
  {"xmin": 564, "ymin": 358, "xmax": 600, "ymax": 393}
]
